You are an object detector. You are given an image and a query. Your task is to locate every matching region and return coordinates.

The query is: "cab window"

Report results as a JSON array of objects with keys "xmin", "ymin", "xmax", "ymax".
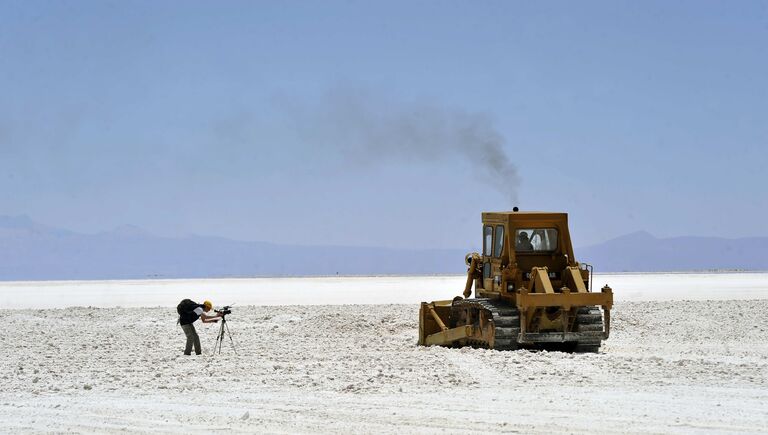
[
  {"xmin": 483, "ymin": 262, "xmax": 491, "ymax": 279},
  {"xmin": 483, "ymin": 225, "xmax": 493, "ymax": 256},
  {"xmin": 493, "ymin": 225, "xmax": 504, "ymax": 257},
  {"xmin": 515, "ymin": 228, "xmax": 558, "ymax": 252}
]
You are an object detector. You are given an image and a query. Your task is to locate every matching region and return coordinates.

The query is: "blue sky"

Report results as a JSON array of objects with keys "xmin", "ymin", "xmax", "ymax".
[{"xmin": 1, "ymin": 1, "xmax": 766, "ymax": 249}]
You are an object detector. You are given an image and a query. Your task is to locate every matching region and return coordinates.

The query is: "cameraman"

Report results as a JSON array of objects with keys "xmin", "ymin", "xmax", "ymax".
[{"xmin": 178, "ymin": 299, "xmax": 223, "ymax": 355}]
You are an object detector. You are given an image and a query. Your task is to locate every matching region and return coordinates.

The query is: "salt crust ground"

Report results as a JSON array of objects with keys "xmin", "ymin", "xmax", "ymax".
[
  {"xmin": 2, "ymin": 272, "xmax": 767, "ymax": 309},
  {"xmin": 2, "ymin": 300, "xmax": 767, "ymax": 434}
]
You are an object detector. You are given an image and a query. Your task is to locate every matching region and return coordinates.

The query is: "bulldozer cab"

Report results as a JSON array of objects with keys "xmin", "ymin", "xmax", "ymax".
[{"xmin": 478, "ymin": 211, "xmax": 577, "ymax": 295}]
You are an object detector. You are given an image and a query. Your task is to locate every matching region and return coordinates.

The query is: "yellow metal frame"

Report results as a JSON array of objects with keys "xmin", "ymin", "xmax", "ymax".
[
  {"xmin": 516, "ymin": 287, "xmax": 613, "ymax": 311},
  {"xmin": 517, "ymin": 267, "xmax": 612, "ymax": 309}
]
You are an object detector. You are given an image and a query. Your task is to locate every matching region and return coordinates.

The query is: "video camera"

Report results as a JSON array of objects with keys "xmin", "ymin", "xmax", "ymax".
[{"xmin": 215, "ymin": 305, "xmax": 232, "ymax": 316}]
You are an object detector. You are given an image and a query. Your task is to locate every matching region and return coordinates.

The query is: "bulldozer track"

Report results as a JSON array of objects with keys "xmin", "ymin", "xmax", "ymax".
[
  {"xmin": 451, "ymin": 299, "xmax": 604, "ymax": 353},
  {"xmin": 451, "ymin": 299, "xmax": 520, "ymax": 351},
  {"xmin": 574, "ymin": 306, "xmax": 603, "ymax": 353}
]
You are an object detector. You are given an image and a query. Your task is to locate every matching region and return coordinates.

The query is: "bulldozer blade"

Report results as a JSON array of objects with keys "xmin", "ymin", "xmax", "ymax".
[{"xmin": 424, "ymin": 325, "xmax": 474, "ymax": 346}]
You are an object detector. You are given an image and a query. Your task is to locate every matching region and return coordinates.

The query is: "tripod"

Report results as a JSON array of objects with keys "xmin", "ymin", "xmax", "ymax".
[{"xmin": 213, "ymin": 315, "xmax": 237, "ymax": 355}]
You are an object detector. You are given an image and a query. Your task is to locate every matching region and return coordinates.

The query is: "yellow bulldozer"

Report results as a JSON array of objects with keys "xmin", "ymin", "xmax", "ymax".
[{"xmin": 419, "ymin": 209, "xmax": 613, "ymax": 352}]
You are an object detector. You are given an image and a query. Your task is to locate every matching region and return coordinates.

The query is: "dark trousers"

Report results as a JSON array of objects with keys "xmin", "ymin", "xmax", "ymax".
[{"xmin": 181, "ymin": 323, "xmax": 201, "ymax": 355}]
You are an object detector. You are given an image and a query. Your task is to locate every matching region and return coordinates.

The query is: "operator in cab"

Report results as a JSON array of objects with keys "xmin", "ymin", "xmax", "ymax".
[{"xmin": 516, "ymin": 231, "xmax": 533, "ymax": 251}]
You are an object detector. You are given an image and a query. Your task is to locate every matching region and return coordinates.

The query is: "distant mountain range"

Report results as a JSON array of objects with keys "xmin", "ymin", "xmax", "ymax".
[
  {"xmin": 0, "ymin": 215, "xmax": 766, "ymax": 280},
  {"xmin": 0, "ymin": 215, "xmax": 466, "ymax": 280},
  {"xmin": 579, "ymin": 230, "xmax": 768, "ymax": 272}
]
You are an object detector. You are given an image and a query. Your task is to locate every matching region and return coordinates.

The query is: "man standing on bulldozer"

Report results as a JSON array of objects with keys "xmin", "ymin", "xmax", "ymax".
[{"xmin": 177, "ymin": 299, "xmax": 223, "ymax": 355}]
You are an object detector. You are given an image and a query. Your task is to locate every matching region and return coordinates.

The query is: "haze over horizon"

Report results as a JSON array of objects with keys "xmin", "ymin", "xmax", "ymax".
[
  {"xmin": 2, "ymin": 1, "xmax": 766, "ymax": 250},
  {"xmin": 0, "ymin": 212, "xmax": 759, "ymax": 250},
  {"xmin": 2, "ymin": 212, "xmax": 766, "ymax": 281}
]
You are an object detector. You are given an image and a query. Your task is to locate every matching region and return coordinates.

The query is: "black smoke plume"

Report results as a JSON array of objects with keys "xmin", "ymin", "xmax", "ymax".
[{"xmin": 290, "ymin": 89, "xmax": 520, "ymax": 205}]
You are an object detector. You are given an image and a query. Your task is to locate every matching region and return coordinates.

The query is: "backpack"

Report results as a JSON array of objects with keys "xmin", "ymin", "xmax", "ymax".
[{"xmin": 177, "ymin": 299, "xmax": 201, "ymax": 325}]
